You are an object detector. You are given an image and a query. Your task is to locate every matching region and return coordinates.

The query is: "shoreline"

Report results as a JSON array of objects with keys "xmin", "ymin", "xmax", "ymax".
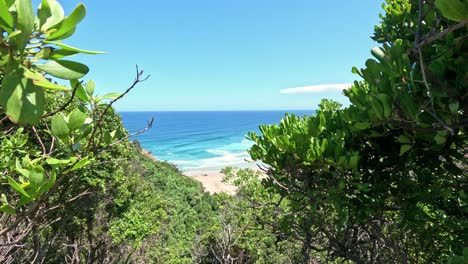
[
  {"xmin": 184, "ymin": 170, "xmax": 238, "ymax": 195},
  {"xmin": 139, "ymin": 147, "xmax": 261, "ymax": 194},
  {"xmin": 183, "ymin": 161, "xmax": 262, "ymax": 194}
]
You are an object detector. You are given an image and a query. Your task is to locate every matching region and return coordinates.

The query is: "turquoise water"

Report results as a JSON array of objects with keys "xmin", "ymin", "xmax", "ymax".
[{"xmin": 120, "ymin": 111, "xmax": 314, "ymax": 171}]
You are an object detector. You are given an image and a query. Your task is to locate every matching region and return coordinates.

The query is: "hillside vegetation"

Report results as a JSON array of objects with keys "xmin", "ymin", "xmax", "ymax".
[{"xmin": 0, "ymin": 0, "xmax": 467, "ymax": 263}]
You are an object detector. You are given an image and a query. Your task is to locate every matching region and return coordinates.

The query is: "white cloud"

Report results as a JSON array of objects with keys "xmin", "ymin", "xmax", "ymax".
[{"xmin": 280, "ymin": 83, "xmax": 352, "ymax": 94}]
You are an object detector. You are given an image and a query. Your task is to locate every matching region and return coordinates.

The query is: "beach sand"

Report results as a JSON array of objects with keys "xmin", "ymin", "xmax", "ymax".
[
  {"xmin": 184, "ymin": 170, "xmax": 238, "ymax": 195},
  {"xmin": 184, "ymin": 161, "xmax": 262, "ymax": 194}
]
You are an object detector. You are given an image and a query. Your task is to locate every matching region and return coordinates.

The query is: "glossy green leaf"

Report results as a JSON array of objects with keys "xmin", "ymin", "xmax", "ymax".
[
  {"xmin": 40, "ymin": 0, "xmax": 64, "ymax": 31},
  {"xmin": 85, "ymin": 80, "xmax": 95, "ymax": 95},
  {"xmin": 15, "ymin": 0, "xmax": 34, "ymax": 52},
  {"xmin": 67, "ymin": 108, "xmax": 87, "ymax": 131},
  {"xmin": 47, "ymin": 3, "xmax": 86, "ymax": 40},
  {"xmin": 23, "ymin": 68, "xmax": 69, "ymax": 91},
  {"xmin": 399, "ymin": 144, "xmax": 411, "ymax": 156},
  {"xmin": 71, "ymin": 157, "xmax": 90, "ymax": 171},
  {"xmin": 70, "ymin": 79, "xmax": 90, "ymax": 102},
  {"xmin": 371, "ymin": 47, "xmax": 385, "ymax": 61},
  {"xmin": 435, "ymin": 0, "xmax": 468, "ymax": 22},
  {"xmin": 0, "ymin": 68, "xmax": 45, "ymax": 125},
  {"xmin": 35, "ymin": 60, "xmax": 89, "ymax": 80},
  {"xmin": 51, "ymin": 114, "xmax": 69, "ymax": 138},
  {"xmin": 44, "ymin": 41, "xmax": 105, "ymax": 54},
  {"xmin": 49, "ymin": 49, "xmax": 77, "ymax": 59},
  {"xmin": 7, "ymin": 176, "xmax": 31, "ymax": 198},
  {"xmin": 0, "ymin": 0, "xmax": 14, "ymax": 31},
  {"xmin": 34, "ymin": 47, "xmax": 53, "ymax": 59}
]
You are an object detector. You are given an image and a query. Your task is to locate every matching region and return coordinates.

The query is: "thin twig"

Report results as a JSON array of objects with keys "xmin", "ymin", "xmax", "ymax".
[
  {"xmin": 108, "ymin": 117, "xmax": 154, "ymax": 147},
  {"xmin": 42, "ymin": 191, "xmax": 91, "ymax": 214},
  {"xmin": 32, "ymin": 126, "xmax": 47, "ymax": 156},
  {"xmin": 101, "ymin": 65, "xmax": 150, "ymax": 120},
  {"xmin": 414, "ymin": 20, "xmax": 468, "ymax": 52},
  {"xmin": 42, "ymin": 81, "xmax": 82, "ymax": 118},
  {"xmin": 87, "ymin": 65, "xmax": 149, "ymax": 152}
]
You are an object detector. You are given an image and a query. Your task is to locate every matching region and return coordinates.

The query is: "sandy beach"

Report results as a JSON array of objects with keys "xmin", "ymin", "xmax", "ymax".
[
  {"xmin": 184, "ymin": 170, "xmax": 238, "ymax": 195},
  {"xmin": 184, "ymin": 162, "xmax": 264, "ymax": 194}
]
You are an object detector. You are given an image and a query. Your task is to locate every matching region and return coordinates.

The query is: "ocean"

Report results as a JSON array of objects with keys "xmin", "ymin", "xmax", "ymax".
[{"xmin": 120, "ymin": 111, "xmax": 315, "ymax": 171}]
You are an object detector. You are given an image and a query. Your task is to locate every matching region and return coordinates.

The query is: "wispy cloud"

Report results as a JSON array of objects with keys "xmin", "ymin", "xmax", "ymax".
[{"xmin": 280, "ymin": 83, "xmax": 352, "ymax": 94}]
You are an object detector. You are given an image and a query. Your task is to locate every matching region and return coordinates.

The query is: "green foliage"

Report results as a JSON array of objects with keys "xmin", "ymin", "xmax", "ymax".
[{"xmin": 248, "ymin": 0, "xmax": 467, "ymax": 262}]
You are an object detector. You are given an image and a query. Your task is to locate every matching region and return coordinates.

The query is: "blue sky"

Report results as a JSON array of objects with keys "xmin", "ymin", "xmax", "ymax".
[{"xmin": 36, "ymin": 0, "xmax": 384, "ymax": 111}]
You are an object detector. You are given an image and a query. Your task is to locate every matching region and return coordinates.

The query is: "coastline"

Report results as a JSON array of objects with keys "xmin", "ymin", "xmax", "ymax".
[
  {"xmin": 183, "ymin": 161, "xmax": 261, "ymax": 194},
  {"xmin": 139, "ymin": 147, "xmax": 260, "ymax": 194},
  {"xmin": 184, "ymin": 170, "xmax": 238, "ymax": 195}
]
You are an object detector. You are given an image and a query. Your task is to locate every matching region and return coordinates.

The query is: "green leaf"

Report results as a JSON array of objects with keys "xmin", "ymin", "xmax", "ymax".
[
  {"xmin": 49, "ymin": 49, "xmax": 78, "ymax": 59},
  {"xmin": 0, "ymin": 68, "xmax": 45, "ymax": 125},
  {"xmin": 44, "ymin": 41, "xmax": 105, "ymax": 54},
  {"xmin": 434, "ymin": 134, "xmax": 447, "ymax": 145},
  {"xmin": 70, "ymin": 79, "xmax": 89, "ymax": 102},
  {"xmin": 396, "ymin": 135, "xmax": 411, "ymax": 144},
  {"xmin": 371, "ymin": 47, "xmax": 385, "ymax": 61},
  {"xmin": 7, "ymin": 176, "xmax": 31, "ymax": 198},
  {"xmin": 449, "ymin": 101, "xmax": 459, "ymax": 114},
  {"xmin": 35, "ymin": 60, "xmax": 89, "ymax": 80},
  {"xmin": 435, "ymin": 0, "xmax": 468, "ymax": 22},
  {"xmin": 370, "ymin": 97, "xmax": 384, "ymax": 120},
  {"xmin": 47, "ymin": 3, "xmax": 86, "ymax": 40},
  {"xmin": 85, "ymin": 80, "xmax": 95, "ymax": 95},
  {"xmin": 4, "ymin": 30, "xmax": 22, "ymax": 40},
  {"xmin": 353, "ymin": 122, "xmax": 370, "ymax": 130},
  {"xmin": 46, "ymin": 158, "xmax": 70, "ymax": 165},
  {"xmin": 44, "ymin": 170, "xmax": 56, "ymax": 192},
  {"xmin": 399, "ymin": 144, "xmax": 411, "ymax": 156},
  {"xmin": 37, "ymin": 0, "xmax": 52, "ymax": 29},
  {"xmin": 51, "ymin": 114, "xmax": 69, "ymax": 138},
  {"xmin": 67, "ymin": 108, "xmax": 87, "ymax": 131},
  {"xmin": 71, "ymin": 157, "xmax": 90, "ymax": 171},
  {"xmin": 376, "ymin": 93, "xmax": 391, "ymax": 117},
  {"xmin": 15, "ymin": 158, "xmax": 29, "ymax": 177},
  {"xmin": 349, "ymin": 155, "xmax": 359, "ymax": 170},
  {"xmin": 0, "ymin": 0, "xmax": 14, "ymax": 31},
  {"xmin": 23, "ymin": 68, "xmax": 70, "ymax": 91},
  {"xmin": 15, "ymin": 0, "xmax": 34, "ymax": 52},
  {"xmin": 100, "ymin": 92, "xmax": 122, "ymax": 100},
  {"xmin": 0, "ymin": 204, "xmax": 15, "ymax": 214},
  {"xmin": 40, "ymin": 0, "xmax": 64, "ymax": 31},
  {"xmin": 29, "ymin": 166, "xmax": 44, "ymax": 189}
]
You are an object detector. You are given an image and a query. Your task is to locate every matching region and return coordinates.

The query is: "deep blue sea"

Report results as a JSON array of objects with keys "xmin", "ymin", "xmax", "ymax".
[{"xmin": 120, "ymin": 111, "xmax": 314, "ymax": 171}]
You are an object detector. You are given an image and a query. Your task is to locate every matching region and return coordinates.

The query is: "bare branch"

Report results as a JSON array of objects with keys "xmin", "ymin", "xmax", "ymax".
[
  {"xmin": 414, "ymin": 20, "xmax": 468, "ymax": 51},
  {"xmin": 108, "ymin": 117, "xmax": 154, "ymax": 147},
  {"xmin": 42, "ymin": 81, "xmax": 82, "ymax": 118},
  {"xmin": 32, "ymin": 126, "xmax": 47, "ymax": 156},
  {"xmin": 87, "ymin": 65, "xmax": 149, "ymax": 152}
]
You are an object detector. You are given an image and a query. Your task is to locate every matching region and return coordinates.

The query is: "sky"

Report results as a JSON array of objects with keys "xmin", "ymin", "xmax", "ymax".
[{"xmin": 34, "ymin": 0, "xmax": 384, "ymax": 111}]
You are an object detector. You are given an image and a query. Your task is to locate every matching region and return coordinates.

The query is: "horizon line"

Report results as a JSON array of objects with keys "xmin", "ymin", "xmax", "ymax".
[{"xmin": 118, "ymin": 109, "xmax": 317, "ymax": 112}]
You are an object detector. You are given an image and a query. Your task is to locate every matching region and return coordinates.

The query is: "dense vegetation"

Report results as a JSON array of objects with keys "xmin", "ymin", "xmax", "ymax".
[{"xmin": 0, "ymin": 0, "xmax": 466, "ymax": 263}]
